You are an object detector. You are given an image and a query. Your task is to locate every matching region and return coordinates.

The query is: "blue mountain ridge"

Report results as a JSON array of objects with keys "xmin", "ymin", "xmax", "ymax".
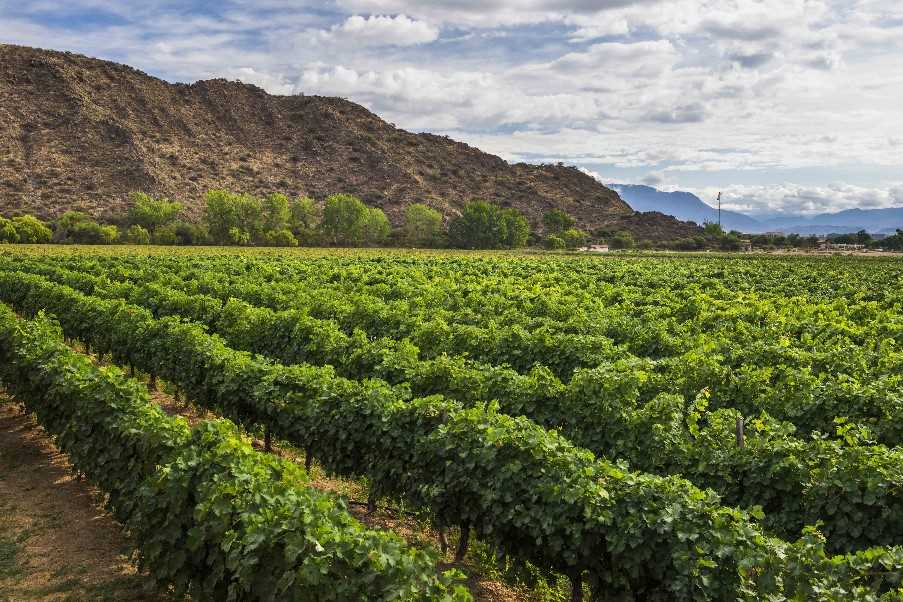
[{"xmin": 611, "ymin": 184, "xmax": 903, "ymax": 235}]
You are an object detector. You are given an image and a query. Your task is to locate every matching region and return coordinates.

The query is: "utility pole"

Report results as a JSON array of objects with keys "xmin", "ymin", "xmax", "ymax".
[{"xmin": 717, "ymin": 192, "xmax": 722, "ymax": 230}]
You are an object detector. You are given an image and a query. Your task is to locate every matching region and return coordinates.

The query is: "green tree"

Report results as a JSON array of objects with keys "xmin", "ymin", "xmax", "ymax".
[
  {"xmin": 263, "ymin": 229, "xmax": 299, "ymax": 247},
  {"xmin": 228, "ymin": 227, "xmax": 252, "ymax": 246},
  {"xmin": 704, "ymin": 222, "xmax": 724, "ymax": 236},
  {"xmin": 543, "ymin": 208, "xmax": 576, "ymax": 235},
  {"xmin": 500, "ymin": 208, "xmax": 530, "ymax": 248},
  {"xmin": 610, "ymin": 231, "xmax": 634, "ymax": 250},
  {"xmin": 362, "ymin": 207, "xmax": 391, "ymax": 245},
  {"xmin": 882, "ymin": 230, "xmax": 903, "ymax": 251},
  {"xmin": 545, "ymin": 235, "xmax": 565, "ymax": 250},
  {"xmin": 0, "ymin": 218, "xmax": 19, "ymax": 243},
  {"xmin": 203, "ymin": 190, "xmax": 263, "ymax": 245},
  {"xmin": 172, "ymin": 221, "xmax": 209, "ymax": 245},
  {"xmin": 289, "ymin": 196, "xmax": 320, "ymax": 244},
  {"xmin": 127, "ymin": 192, "xmax": 182, "ymax": 233},
  {"xmin": 10, "ymin": 215, "xmax": 52, "ymax": 243},
  {"xmin": 125, "ymin": 224, "xmax": 151, "ymax": 245},
  {"xmin": 448, "ymin": 200, "xmax": 506, "ymax": 249},
  {"xmin": 403, "ymin": 204, "xmax": 444, "ymax": 247},
  {"xmin": 70, "ymin": 222, "xmax": 119, "ymax": 244},
  {"xmin": 561, "ymin": 228, "xmax": 587, "ymax": 249},
  {"xmin": 718, "ymin": 232, "xmax": 742, "ymax": 251},
  {"xmin": 53, "ymin": 211, "xmax": 118, "ymax": 244},
  {"xmin": 53, "ymin": 211, "xmax": 92, "ymax": 242},
  {"xmin": 320, "ymin": 194, "xmax": 369, "ymax": 246},
  {"xmin": 152, "ymin": 224, "xmax": 179, "ymax": 245},
  {"xmin": 261, "ymin": 193, "xmax": 291, "ymax": 234}
]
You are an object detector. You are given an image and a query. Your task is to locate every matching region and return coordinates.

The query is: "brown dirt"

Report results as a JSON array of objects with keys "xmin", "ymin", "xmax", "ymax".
[{"xmin": 0, "ymin": 398, "xmax": 164, "ymax": 601}]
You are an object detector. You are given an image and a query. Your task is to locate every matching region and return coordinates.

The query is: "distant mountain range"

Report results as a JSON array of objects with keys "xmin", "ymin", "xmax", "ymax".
[
  {"xmin": 609, "ymin": 185, "xmax": 761, "ymax": 232},
  {"xmin": 611, "ymin": 184, "xmax": 903, "ymax": 235}
]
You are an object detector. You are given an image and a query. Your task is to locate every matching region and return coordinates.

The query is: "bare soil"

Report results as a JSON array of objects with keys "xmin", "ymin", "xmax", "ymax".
[{"xmin": 0, "ymin": 399, "xmax": 164, "ymax": 601}]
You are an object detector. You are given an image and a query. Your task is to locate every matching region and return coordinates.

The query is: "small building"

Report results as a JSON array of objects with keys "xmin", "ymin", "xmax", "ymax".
[
  {"xmin": 739, "ymin": 239, "xmax": 753, "ymax": 252},
  {"xmin": 584, "ymin": 244, "xmax": 610, "ymax": 253},
  {"xmin": 818, "ymin": 241, "xmax": 866, "ymax": 252}
]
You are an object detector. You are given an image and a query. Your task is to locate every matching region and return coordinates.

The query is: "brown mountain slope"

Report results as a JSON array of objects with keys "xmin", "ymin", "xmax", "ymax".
[{"xmin": 0, "ymin": 44, "xmax": 700, "ymax": 239}]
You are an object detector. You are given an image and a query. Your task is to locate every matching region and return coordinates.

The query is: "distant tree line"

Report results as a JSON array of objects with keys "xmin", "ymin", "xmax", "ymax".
[
  {"xmin": 6, "ymin": 192, "xmax": 901, "ymax": 253},
  {"xmin": 0, "ymin": 190, "xmax": 572, "ymax": 250},
  {"xmin": 829, "ymin": 229, "xmax": 903, "ymax": 251}
]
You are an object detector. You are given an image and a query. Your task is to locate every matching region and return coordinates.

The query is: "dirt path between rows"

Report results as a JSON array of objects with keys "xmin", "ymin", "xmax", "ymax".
[{"xmin": 0, "ymin": 399, "xmax": 164, "ymax": 601}]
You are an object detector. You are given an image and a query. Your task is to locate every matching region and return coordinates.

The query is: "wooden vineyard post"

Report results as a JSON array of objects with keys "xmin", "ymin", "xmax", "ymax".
[
  {"xmin": 570, "ymin": 570, "xmax": 583, "ymax": 602},
  {"xmin": 438, "ymin": 522, "xmax": 449, "ymax": 557},
  {"xmin": 455, "ymin": 523, "xmax": 470, "ymax": 561}
]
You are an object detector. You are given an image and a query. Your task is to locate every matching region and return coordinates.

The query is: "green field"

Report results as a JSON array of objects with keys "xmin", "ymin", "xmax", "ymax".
[{"xmin": 2, "ymin": 246, "xmax": 903, "ymax": 600}]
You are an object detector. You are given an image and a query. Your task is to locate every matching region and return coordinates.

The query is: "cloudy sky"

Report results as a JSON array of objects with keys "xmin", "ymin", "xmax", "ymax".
[{"xmin": 2, "ymin": 0, "xmax": 902, "ymax": 216}]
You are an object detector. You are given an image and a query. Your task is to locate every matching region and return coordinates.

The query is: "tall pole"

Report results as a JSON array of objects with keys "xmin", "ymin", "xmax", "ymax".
[{"xmin": 717, "ymin": 192, "xmax": 722, "ymax": 229}]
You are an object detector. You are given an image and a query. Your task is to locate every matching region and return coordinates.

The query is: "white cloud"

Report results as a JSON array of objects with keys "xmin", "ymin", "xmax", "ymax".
[
  {"xmin": 307, "ymin": 14, "xmax": 439, "ymax": 47},
  {"xmin": 2, "ymin": 0, "xmax": 902, "ymax": 214},
  {"xmin": 335, "ymin": 0, "xmax": 656, "ymax": 28},
  {"xmin": 691, "ymin": 183, "xmax": 903, "ymax": 216}
]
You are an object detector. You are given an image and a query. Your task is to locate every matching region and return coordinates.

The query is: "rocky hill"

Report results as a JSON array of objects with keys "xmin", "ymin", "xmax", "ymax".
[{"xmin": 0, "ymin": 44, "xmax": 700, "ymax": 239}]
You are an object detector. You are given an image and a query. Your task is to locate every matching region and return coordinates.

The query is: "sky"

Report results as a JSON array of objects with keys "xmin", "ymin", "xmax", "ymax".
[{"xmin": 2, "ymin": 0, "xmax": 902, "ymax": 217}]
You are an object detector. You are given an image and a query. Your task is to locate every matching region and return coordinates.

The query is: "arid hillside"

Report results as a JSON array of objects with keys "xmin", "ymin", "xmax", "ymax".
[{"xmin": 0, "ymin": 44, "xmax": 700, "ymax": 238}]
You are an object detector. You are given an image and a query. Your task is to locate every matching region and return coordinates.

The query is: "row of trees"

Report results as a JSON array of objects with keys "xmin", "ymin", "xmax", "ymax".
[
  {"xmin": 830, "ymin": 229, "xmax": 903, "ymax": 251},
  {"xmin": 1, "ymin": 191, "xmax": 569, "ymax": 250}
]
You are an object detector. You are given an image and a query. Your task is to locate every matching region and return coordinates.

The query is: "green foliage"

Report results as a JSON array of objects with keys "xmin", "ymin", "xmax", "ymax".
[
  {"xmin": 124, "ymin": 224, "xmax": 151, "ymax": 245},
  {"xmin": 448, "ymin": 200, "xmax": 502, "ymax": 249},
  {"xmin": 75, "ymin": 222, "xmax": 119, "ymax": 244},
  {"xmin": 151, "ymin": 223, "xmax": 178, "ymax": 245},
  {"xmin": 172, "ymin": 221, "xmax": 209, "ymax": 245},
  {"xmin": 5, "ymin": 215, "xmax": 53, "ymax": 243},
  {"xmin": 609, "ymin": 230, "xmax": 634, "ymax": 249},
  {"xmin": 704, "ymin": 222, "xmax": 724, "ymax": 236},
  {"xmin": 8, "ymin": 257, "xmax": 903, "ymax": 599},
  {"xmin": 203, "ymin": 190, "xmax": 263, "ymax": 245},
  {"xmin": 672, "ymin": 235, "xmax": 707, "ymax": 251},
  {"xmin": 362, "ymin": 207, "xmax": 391, "ymax": 246},
  {"xmin": 260, "ymin": 193, "xmax": 291, "ymax": 233},
  {"xmin": 0, "ymin": 304, "xmax": 466, "ymax": 601},
  {"xmin": 542, "ymin": 208, "xmax": 575, "ymax": 235},
  {"xmin": 288, "ymin": 196, "xmax": 320, "ymax": 244},
  {"xmin": 499, "ymin": 208, "xmax": 529, "ymax": 248},
  {"xmin": 448, "ymin": 200, "xmax": 529, "ymax": 249},
  {"xmin": 882, "ymin": 229, "xmax": 903, "ymax": 251},
  {"xmin": 403, "ymin": 203, "xmax": 445, "ymax": 247},
  {"xmin": 52, "ymin": 211, "xmax": 119, "ymax": 245},
  {"xmin": 560, "ymin": 228, "xmax": 586, "ymax": 249},
  {"xmin": 127, "ymin": 192, "xmax": 182, "ymax": 233},
  {"xmin": 52, "ymin": 211, "xmax": 90, "ymax": 241},
  {"xmin": 0, "ymin": 218, "xmax": 19, "ymax": 243},
  {"xmin": 320, "ymin": 193, "xmax": 369, "ymax": 245},
  {"xmin": 545, "ymin": 235, "xmax": 565, "ymax": 250},
  {"xmin": 831, "ymin": 229, "xmax": 872, "ymax": 245},
  {"xmin": 263, "ymin": 228, "xmax": 299, "ymax": 247}
]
